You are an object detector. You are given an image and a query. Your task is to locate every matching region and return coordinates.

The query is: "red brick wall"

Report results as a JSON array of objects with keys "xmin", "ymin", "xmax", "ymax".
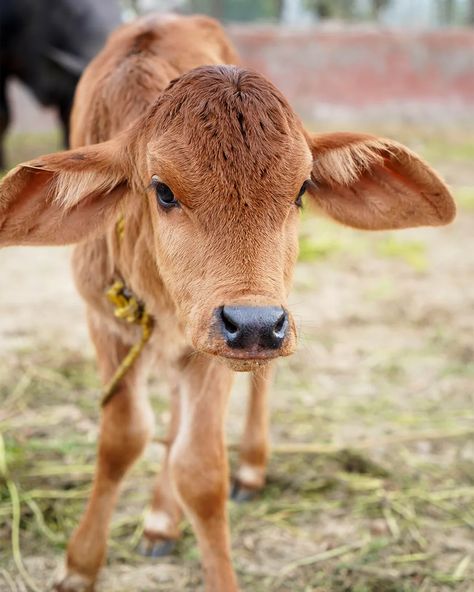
[
  {"xmin": 8, "ymin": 26, "xmax": 474, "ymax": 133},
  {"xmin": 229, "ymin": 26, "xmax": 474, "ymax": 122}
]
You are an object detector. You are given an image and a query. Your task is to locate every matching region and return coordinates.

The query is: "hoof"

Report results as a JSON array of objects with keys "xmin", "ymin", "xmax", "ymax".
[
  {"xmin": 53, "ymin": 573, "xmax": 95, "ymax": 592},
  {"xmin": 138, "ymin": 536, "xmax": 177, "ymax": 558},
  {"xmin": 230, "ymin": 481, "xmax": 259, "ymax": 503},
  {"xmin": 141, "ymin": 510, "xmax": 179, "ymax": 557}
]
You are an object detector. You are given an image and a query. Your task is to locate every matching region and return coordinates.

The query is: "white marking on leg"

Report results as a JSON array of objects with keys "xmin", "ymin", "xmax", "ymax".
[
  {"xmin": 236, "ymin": 463, "xmax": 265, "ymax": 488},
  {"xmin": 55, "ymin": 567, "xmax": 94, "ymax": 592},
  {"xmin": 143, "ymin": 509, "xmax": 174, "ymax": 536}
]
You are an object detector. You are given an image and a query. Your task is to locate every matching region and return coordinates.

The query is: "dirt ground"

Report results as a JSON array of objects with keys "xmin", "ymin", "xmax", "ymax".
[{"xmin": 1, "ymin": 125, "xmax": 473, "ymax": 592}]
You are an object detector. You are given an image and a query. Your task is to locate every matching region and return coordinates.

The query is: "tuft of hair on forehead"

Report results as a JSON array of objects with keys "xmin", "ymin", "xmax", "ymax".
[{"xmin": 146, "ymin": 65, "xmax": 302, "ymax": 171}]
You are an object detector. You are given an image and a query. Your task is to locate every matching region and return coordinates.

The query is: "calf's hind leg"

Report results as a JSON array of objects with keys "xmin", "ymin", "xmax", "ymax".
[
  {"xmin": 55, "ymin": 314, "xmax": 154, "ymax": 592},
  {"xmin": 232, "ymin": 364, "xmax": 273, "ymax": 501},
  {"xmin": 140, "ymin": 382, "xmax": 183, "ymax": 557},
  {"xmin": 0, "ymin": 74, "xmax": 10, "ymax": 170}
]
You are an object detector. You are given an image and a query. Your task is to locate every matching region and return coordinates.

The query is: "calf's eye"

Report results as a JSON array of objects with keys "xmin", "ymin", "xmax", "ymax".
[
  {"xmin": 295, "ymin": 180, "xmax": 309, "ymax": 208},
  {"xmin": 152, "ymin": 177, "xmax": 179, "ymax": 209}
]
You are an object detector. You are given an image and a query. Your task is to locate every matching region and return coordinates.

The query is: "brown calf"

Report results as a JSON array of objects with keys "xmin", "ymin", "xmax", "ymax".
[{"xmin": 0, "ymin": 14, "xmax": 455, "ymax": 592}]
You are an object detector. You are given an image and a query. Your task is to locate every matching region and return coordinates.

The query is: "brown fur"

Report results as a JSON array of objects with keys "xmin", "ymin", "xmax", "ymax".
[{"xmin": 0, "ymin": 14, "xmax": 455, "ymax": 592}]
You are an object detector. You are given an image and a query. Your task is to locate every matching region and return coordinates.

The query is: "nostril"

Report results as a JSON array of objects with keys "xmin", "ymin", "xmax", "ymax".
[
  {"xmin": 274, "ymin": 312, "xmax": 286, "ymax": 333},
  {"xmin": 220, "ymin": 308, "xmax": 239, "ymax": 336},
  {"xmin": 273, "ymin": 310, "xmax": 288, "ymax": 338}
]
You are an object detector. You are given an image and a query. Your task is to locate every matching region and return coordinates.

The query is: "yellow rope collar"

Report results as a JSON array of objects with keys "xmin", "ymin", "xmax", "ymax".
[
  {"xmin": 101, "ymin": 280, "xmax": 153, "ymax": 406},
  {"xmin": 100, "ymin": 217, "xmax": 154, "ymax": 406}
]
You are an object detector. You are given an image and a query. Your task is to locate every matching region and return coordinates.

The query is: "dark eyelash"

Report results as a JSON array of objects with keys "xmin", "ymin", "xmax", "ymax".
[{"xmin": 295, "ymin": 180, "xmax": 309, "ymax": 208}]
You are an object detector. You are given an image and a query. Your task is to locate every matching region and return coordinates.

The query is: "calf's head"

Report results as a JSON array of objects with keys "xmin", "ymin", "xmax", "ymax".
[{"xmin": 0, "ymin": 66, "xmax": 455, "ymax": 370}]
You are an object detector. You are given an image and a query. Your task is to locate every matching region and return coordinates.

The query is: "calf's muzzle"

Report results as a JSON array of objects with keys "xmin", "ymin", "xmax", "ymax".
[{"xmin": 218, "ymin": 305, "xmax": 289, "ymax": 352}]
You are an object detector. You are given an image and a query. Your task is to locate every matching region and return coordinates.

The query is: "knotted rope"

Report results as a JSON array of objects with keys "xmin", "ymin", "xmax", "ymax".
[{"xmin": 100, "ymin": 217, "xmax": 154, "ymax": 406}]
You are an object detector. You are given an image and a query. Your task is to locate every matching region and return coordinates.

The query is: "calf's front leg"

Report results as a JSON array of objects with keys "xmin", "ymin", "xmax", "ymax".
[
  {"xmin": 170, "ymin": 355, "xmax": 238, "ymax": 592},
  {"xmin": 55, "ymin": 315, "xmax": 154, "ymax": 592}
]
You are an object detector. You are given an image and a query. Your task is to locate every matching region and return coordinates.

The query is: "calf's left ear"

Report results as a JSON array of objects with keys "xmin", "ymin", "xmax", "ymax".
[
  {"xmin": 0, "ymin": 139, "xmax": 130, "ymax": 247},
  {"xmin": 306, "ymin": 132, "xmax": 455, "ymax": 230}
]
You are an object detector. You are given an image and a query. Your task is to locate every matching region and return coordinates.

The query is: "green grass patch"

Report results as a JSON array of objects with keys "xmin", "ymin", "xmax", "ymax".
[
  {"xmin": 299, "ymin": 233, "xmax": 344, "ymax": 261},
  {"xmin": 422, "ymin": 136, "xmax": 474, "ymax": 164},
  {"xmin": 455, "ymin": 186, "xmax": 474, "ymax": 211},
  {"xmin": 3, "ymin": 131, "xmax": 61, "ymax": 170},
  {"xmin": 374, "ymin": 236, "xmax": 427, "ymax": 272}
]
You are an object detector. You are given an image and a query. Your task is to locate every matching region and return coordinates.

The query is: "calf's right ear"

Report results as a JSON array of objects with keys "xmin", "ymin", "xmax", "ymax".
[{"xmin": 0, "ymin": 139, "xmax": 131, "ymax": 247}]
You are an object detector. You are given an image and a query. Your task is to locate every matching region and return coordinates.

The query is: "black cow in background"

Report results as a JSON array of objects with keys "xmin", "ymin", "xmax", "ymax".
[{"xmin": 0, "ymin": 0, "xmax": 121, "ymax": 168}]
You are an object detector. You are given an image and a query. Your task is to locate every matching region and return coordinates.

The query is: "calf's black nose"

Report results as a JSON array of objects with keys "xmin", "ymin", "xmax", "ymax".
[{"xmin": 219, "ymin": 306, "xmax": 289, "ymax": 351}]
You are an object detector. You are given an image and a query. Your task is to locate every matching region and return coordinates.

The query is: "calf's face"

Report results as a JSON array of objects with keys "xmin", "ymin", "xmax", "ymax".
[
  {"xmin": 0, "ymin": 66, "xmax": 456, "ymax": 370},
  {"xmin": 141, "ymin": 67, "xmax": 311, "ymax": 367}
]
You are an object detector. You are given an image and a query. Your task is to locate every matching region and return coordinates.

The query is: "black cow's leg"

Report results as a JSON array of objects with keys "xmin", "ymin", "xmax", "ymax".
[
  {"xmin": 0, "ymin": 75, "xmax": 10, "ymax": 170},
  {"xmin": 58, "ymin": 99, "xmax": 72, "ymax": 148}
]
